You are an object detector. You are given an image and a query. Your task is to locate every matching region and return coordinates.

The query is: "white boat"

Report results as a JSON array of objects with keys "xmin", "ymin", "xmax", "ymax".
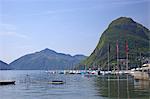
[{"xmin": 131, "ymin": 64, "xmax": 150, "ymax": 80}]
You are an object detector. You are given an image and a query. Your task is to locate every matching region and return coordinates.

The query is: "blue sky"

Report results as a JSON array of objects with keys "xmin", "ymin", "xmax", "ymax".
[{"xmin": 0, "ymin": 0, "xmax": 149, "ymax": 63}]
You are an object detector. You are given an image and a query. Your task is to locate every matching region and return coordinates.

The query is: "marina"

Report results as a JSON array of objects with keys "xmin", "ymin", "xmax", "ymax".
[
  {"xmin": 0, "ymin": 1, "xmax": 149, "ymax": 99},
  {"xmin": 45, "ymin": 64, "xmax": 150, "ymax": 81}
]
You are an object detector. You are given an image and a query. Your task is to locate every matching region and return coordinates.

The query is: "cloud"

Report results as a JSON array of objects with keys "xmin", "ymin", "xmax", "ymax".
[
  {"xmin": 110, "ymin": 0, "xmax": 149, "ymax": 5},
  {"xmin": 0, "ymin": 23, "xmax": 16, "ymax": 30},
  {"xmin": 0, "ymin": 31, "xmax": 29, "ymax": 39},
  {"xmin": 24, "ymin": 0, "xmax": 149, "ymax": 17},
  {"xmin": 0, "ymin": 23, "xmax": 29, "ymax": 39},
  {"xmin": 25, "ymin": 8, "xmax": 82, "ymax": 17}
]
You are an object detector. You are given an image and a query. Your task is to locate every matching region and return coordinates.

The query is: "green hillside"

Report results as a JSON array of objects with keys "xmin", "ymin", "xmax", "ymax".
[{"xmin": 82, "ymin": 17, "xmax": 150, "ymax": 70}]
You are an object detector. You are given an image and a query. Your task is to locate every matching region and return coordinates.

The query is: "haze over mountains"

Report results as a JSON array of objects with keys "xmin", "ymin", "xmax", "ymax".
[
  {"xmin": 82, "ymin": 17, "xmax": 150, "ymax": 69},
  {"xmin": 9, "ymin": 48, "xmax": 86, "ymax": 70}
]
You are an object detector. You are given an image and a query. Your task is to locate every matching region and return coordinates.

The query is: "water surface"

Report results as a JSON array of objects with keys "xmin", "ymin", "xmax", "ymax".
[{"xmin": 0, "ymin": 70, "xmax": 149, "ymax": 99}]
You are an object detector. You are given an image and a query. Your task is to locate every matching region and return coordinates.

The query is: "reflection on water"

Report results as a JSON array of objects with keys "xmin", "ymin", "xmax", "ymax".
[
  {"xmin": 0, "ymin": 70, "xmax": 150, "ymax": 99},
  {"xmin": 94, "ymin": 74, "xmax": 150, "ymax": 99},
  {"xmin": 134, "ymin": 80, "xmax": 150, "ymax": 90}
]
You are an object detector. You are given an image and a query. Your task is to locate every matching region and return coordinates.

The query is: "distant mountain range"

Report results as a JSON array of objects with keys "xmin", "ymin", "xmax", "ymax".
[
  {"xmin": 9, "ymin": 48, "xmax": 87, "ymax": 70},
  {"xmin": 82, "ymin": 17, "xmax": 150, "ymax": 69},
  {"xmin": 0, "ymin": 60, "xmax": 11, "ymax": 70}
]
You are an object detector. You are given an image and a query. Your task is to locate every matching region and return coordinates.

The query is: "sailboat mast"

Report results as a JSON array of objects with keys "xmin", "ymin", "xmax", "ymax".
[
  {"xmin": 108, "ymin": 43, "xmax": 110, "ymax": 71},
  {"xmin": 139, "ymin": 52, "xmax": 142, "ymax": 68},
  {"xmin": 116, "ymin": 40, "xmax": 119, "ymax": 72},
  {"xmin": 84, "ymin": 64, "xmax": 86, "ymax": 71},
  {"xmin": 125, "ymin": 40, "xmax": 129, "ymax": 71},
  {"xmin": 126, "ymin": 53, "xmax": 128, "ymax": 70}
]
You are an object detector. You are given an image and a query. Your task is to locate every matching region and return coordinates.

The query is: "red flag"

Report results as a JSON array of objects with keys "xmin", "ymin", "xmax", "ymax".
[
  {"xmin": 125, "ymin": 40, "xmax": 129, "ymax": 53},
  {"xmin": 116, "ymin": 40, "xmax": 119, "ymax": 54}
]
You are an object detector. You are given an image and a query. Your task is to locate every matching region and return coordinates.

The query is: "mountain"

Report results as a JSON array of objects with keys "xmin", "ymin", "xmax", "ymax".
[
  {"xmin": 73, "ymin": 55, "xmax": 87, "ymax": 61},
  {"xmin": 0, "ymin": 60, "xmax": 11, "ymax": 70},
  {"xmin": 82, "ymin": 17, "xmax": 150, "ymax": 69},
  {"xmin": 10, "ymin": 48, "xmax": 86, "ymax": 70}
]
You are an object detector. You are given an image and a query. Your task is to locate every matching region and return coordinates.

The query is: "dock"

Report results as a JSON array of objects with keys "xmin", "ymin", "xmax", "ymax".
[{"xmin": 0, "ymin": 80, "xmax": 15, "ymax": 85}]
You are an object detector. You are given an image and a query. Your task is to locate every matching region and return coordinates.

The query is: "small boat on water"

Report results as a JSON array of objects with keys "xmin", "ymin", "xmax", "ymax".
[
  {"xmin": 59, "ymin": 71, "xmax": 65, "ymax": 74},
  {"xmin": 48, "ymin": 80, "xmax": 65, "ymax": 84},
  {"xmin": 0, "ymin": 80, "xmax": 15, "ymax": 85}
]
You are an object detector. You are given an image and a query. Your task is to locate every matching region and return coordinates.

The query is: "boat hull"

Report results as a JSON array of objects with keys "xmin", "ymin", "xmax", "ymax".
[{"xmin": 0, "ymin": 80, "xmax": 15, "ymax": 85}]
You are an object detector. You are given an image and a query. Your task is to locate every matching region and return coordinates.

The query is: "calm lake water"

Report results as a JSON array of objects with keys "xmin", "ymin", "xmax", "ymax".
[{"xmin": 0, "ymin": 70, "xmax": 149, "ymax": 99}]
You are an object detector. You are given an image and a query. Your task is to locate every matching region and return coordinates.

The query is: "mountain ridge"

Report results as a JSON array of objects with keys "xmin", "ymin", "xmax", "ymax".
[
  {"xmin": 0, "ymin": 60, "xmax": 11, "ymax": 70},
  {"xmin": 10, "ymin": 48, "xmax": 87, "ymax": 70},
  {"xmin": 82, "ymin": 17, "xmax": 150, "ymax": 69}
]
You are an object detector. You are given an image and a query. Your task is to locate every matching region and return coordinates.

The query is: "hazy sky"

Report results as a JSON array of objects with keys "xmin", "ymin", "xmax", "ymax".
[{"xmin": 0, "ymin": 0, "xmax": 149, "ymax": 63}]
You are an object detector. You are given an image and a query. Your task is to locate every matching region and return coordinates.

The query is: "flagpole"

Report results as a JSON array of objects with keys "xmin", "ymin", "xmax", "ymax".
[
  {"xmin": 116, "ymin": 40, "xmax": 119, "ymax": 73},
  {"xmin": 125, "ymin": 40, "xmax": 129, "ymax": 71},
  {"xmin": 107, "ymin": 43, "xmax": 110, "ymax": 97},
  {"xmin": 117, "ymin": 40, "xmax": 120, "ymax": 98},
  {"xmin": 126, "ymin": 52, "xmax": 128, "ymax": 71},
  {"xmin": 108, "ymin": 43, "xmax": 110, "ymax": 72}
]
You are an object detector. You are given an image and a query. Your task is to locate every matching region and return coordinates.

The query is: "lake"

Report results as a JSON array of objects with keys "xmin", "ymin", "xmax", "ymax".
[{"xmin": 0, "ymin": 70, "xmax": 149, "ymax": 99}]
